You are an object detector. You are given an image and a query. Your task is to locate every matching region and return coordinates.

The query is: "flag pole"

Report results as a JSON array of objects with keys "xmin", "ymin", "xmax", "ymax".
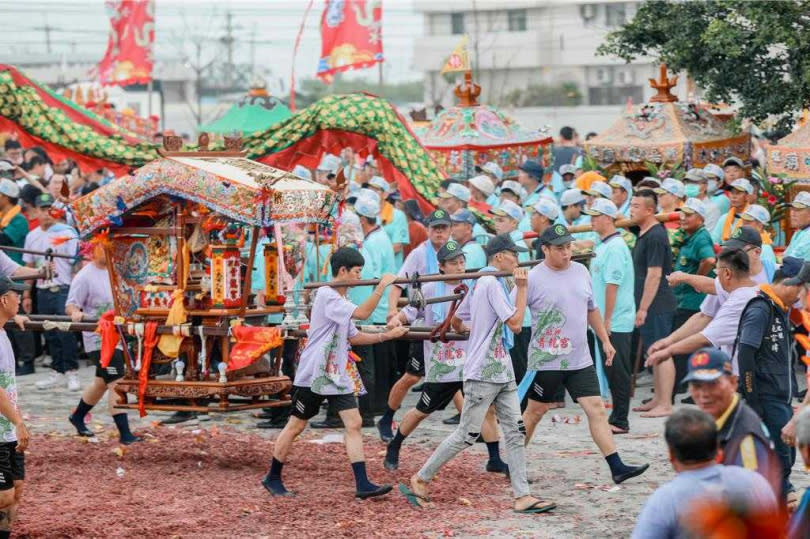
[
  {"xmin": 290, "ymin": 0, "xmax": 316, "ymax": 112},
  {"xmin": 147, "ymin": 79, "xmax": 153, "ymax": 118}
]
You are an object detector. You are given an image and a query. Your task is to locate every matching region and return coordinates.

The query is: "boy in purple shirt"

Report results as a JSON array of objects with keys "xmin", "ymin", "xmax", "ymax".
[
  {"xmin": 406, "ymin": 235, "xmax": 556, "ymax": 514},
  {"xmin": 263, "ymin": 248, "xmax": 407, "ymax": 499}
]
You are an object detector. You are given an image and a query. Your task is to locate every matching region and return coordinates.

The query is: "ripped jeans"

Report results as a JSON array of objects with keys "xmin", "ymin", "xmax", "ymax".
[{"xmin": 417, "ymin": 380, "xmax": 530, "ymax": 498}]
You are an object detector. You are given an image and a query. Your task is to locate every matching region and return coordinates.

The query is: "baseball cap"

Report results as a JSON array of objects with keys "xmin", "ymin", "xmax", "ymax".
[
  {"xmin": 490, "ymin": 199, "xmax": 524, "ymax": 222},
  {"xmin": 316, "ymin": 153, "xmax": 341, "ymax": 173},
  {"xmin": 730, "ymin": 178, "xmax": 753, "ymax": 195},
  {"xmin": 519, "ymin": 160, "xmax": 544, "ymax": 179},
  {"xmin": 784, "ymin": 260, "xmax": 810, "ymax": 286},
  {"xmin": 368, "ymin": 176, "xmax": 390, "ymax": 193},
  {"xmin": 484, "ymin": 233, "xmax": 528, "ymax": 257},
  {"xmin": 722, "ymin": 157, "xmax": 745, "ymax": 169},
  {"xmin": 440, "ymin": 182, "xmax": 471, "ymax": 202},
  {"xmin": 681, "ymin": 198, "xmax": 707, "ymax": 219},
  {"xmin": 450, "ymin": 209, "xmax": 477, "ymax": 225},
  {"xmin": 703, "ymin": 164, "xmax": 725, "ymax": 181},
  {"xmin": 654, "ymin": 178, "xmax": 686, "ymax": 198},
  {"xmin": 683, "ymin": 168, "xmax": 707, "ymax": 182},
  {"xmin": 723, "ymin": 225, "xmax": 762, "ymax": 249},
  {"xmin": 584, "ymin": 198, "xmax": 618, "ymax": 218},
  {"xmin": 0, "ymin": 277, "xmax": 27, "ymax": 296},
  {"xmin": 683, "ymin": 348, "xmax": 733, "ymax": 383},
  {"xmin": 559, "ymin": 164, "xmax": 577, "ymax": 176},
  {"xmin": 608, "ymin": 175, "xmax": 633, "ymax": 196},
  {"xmin": 427, "ymin": 209, "xmax": 452, "ymax": 227},
  {"xmin": 560, "ymin": 188, "xmax": 585, "ymax": 207},
  {"xmin": 501, "ymin": 180, "xmax": 524, "ymax": 200},
  {"xmin": 741, "ymin": 204, "xmax": 770, "ymax": 225},
  {"xmin": 0, "ymin": 179, "xmax": 20, "ymax": 199},
  {"xmin": 365, "ymin": 155, "xmax": 377, "ymax": 167},
  {"xmin": 476, "ymin": 161, "xmax": 503, "ymax": 181},
  {"xmin": 34, "ymin": 192, "xmax": 55, "ymax": 208},
  {"xmin": 437, "ymin": 240, "xmax": 466, "ymax": 263},
  {"xmin": 292, "ymin": 165, "xmax": 312, "ymax": 181},
  {"xmin": 357, "ymin": 187, "xmax": 380, "ymax": 203},
  {"xmin": 539, "ymin": 223, "xmax": 574, "ymax": 246},
  {"xmin": 0, "ymin": 161, "xmax": 14, "ymax": 173},
  {"xmin": 532, "ymin": 198, "xmax": 560, "ymax": 221},
  {"xmin": 585, "ymin": 181, "xmax": 612, "ymax": 199},
  {"xmin": 468, "ymin": 174, "xmax": 496, "ymax": 196},
  {"xmin": 354, "ymin": 195, "xmax": 380, "ymax": 218},
  {"xmin": 636, "ymin": 177, "xmax": 662, "ymax": 190},
  {"xmin": 790, "ymin": 191, "xmax": 810, "ymax": 209}
]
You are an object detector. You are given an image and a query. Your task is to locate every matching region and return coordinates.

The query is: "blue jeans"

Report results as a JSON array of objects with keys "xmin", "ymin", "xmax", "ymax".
[
  {"xmin": 760, "ymin": 394, "xmax": 795, "ymax": 497},
  {"xmin": 639, "ymin": 311, "xmax": 674, "ymax": 354},
  {"xmin": 36, "ymin": 287, "xmax": 78, "ymax": 373}
]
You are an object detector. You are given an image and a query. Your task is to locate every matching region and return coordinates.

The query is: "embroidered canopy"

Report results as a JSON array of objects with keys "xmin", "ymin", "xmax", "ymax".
[
  {"xmin": 70, "ymin": 156, "xmax": 336, "ymax": 237},
  {"xmin": 767, "ymin": 119, "xmax": 810, "ymax": 179},
  {"xmin": 584, "ymin": 66, "xmax": 749, "ymax": 174}
]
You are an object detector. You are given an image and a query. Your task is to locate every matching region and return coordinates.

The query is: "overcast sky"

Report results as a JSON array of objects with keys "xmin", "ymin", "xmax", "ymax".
[{"xmin": 0, "ymin": 0, "xmax": 423, "ymax": 85}]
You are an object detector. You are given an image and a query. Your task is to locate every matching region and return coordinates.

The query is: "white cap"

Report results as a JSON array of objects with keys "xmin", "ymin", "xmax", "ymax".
[
  {"xmin": 559, "ymin": 164, "xmax": 577, "ymax": 176},
  {"xmin": 730, "ymin": 178, "xmax": 753, "ymax": 195},
  {"xmin": 354, "ymin": 195, "xmax": 380, "ymax": 218},
  {"xmin": 292, "ymin": 165, "xmax": 312, "ymax": 181},
  {"xmin": 317, "ymin": 153, "xmax": 341, "ymax": 173},
  {"xmin": 532, "ymin": 198, "xmax": 560, "ymax": 221},
  {"xmin": 468, "ymin": 174, "xmax": 495, "ymax": 196},
  {"xmin": 790, "ymin": 191, "xmax": 810, "ymax": 209},
  {"xmin": 742, "ymin": 204, "xmax": 770, "ymax": 224},
  {"xmin": 703, "ymin": 164, "xmax": 724, "ymax": 181},
  {"xmin": 440, "ymin": 182, "xmax": 471, "ymax": 202},
  {"xmin": 560, "ymin": 188, "xmax": 585, "ymax": 207},
  {"xmin": 357, "ymin": 187, "xmax": 380, "ymax": 203},
  {"xmin": 501, "ymin": 180, "xmax": 524, "ymax": 201},
  {"xmin": 368, "ymin": 176, "xmax": 390, "ymax": 193},
  {"xmin": 584, "ymin": 198, "xmax": 618, "ymax": 218},
  {"xmin": 0, "ymin": 179, "xmax": 19, "ymax": 199},
  {"xmin": 490, "ymin": 199, "xmax": 524, "ymax": 221},
  {"xmin": 585, "ymin": 181, "xmax": 612, "ymax": 199},
  {"xmin": 655, "ymin": 178, "xmax": 686, "ymax": 198},
  {"xmin": 608, "ymin": 175, "xmax": 633, "ymax": 196},
  {"xmin": 681, "ymin": 198, "xmax": 707, "ymax": 219},
  {"xmin": 477, "ymin": 161, "xmax": 503, "ymax": 181}
]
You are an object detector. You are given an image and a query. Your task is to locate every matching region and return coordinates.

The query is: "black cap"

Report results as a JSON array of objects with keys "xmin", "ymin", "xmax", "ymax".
[
  {"xmin": 784, "ymin": 259, "xmax": 810, "ymax": 286},
  {"xmin": 34, "ymin": 192, "xmax": 55, "ymax": 208},
  {"xmin": 484, "ymin": 234, "xmax": 528, "ymax": 257},
  {"xmin": 519, "ymin": 160, "xmax": 544, "ymax": 179},
  {"xmin": 722, "ymin": 225, "xmax": 761, "ymax": 249},
  {"xmin": 427, "ymin": 209, "xmax": 452, "ymax": 227},
  {"xmin": 437, "ymin": 240, "xmax": 466, "ymax": 263},
  {"xmin": 0, "ymin": 277, "xmax": 27, "ymax": 295},
  {"xmin": 539, "ymin": 223, "xmax": 574, "ymax": 246},
  {"xmin": 683, "ymin": 348, "xmax": 734, "ymax": 383},
  {"xmin": 722, "ymin": 157, "xmax": 745, "ymax": 169}
]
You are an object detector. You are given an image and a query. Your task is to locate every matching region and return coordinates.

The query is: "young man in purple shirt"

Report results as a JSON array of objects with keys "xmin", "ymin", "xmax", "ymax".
[
  {"xmin": 262, "ymin": 248, "xmax": 407, "ymax": 499},
  {"xmin": 406, "ymin": 235, "xmax": 556, "ymax": 514}
]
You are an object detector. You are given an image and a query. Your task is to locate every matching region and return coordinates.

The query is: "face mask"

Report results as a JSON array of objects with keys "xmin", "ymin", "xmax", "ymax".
[
  {"xmin": 707, "ymin": 179, "xmax": 718, "ymax": 194},
  {"xmin": 684, "ymin": 184, "xmax": 701, "ymax": 198}
]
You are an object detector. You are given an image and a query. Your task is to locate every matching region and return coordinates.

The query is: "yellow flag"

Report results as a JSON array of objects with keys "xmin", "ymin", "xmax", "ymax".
[{"xmin": 440, "ymin": 36, "xmax": 470, "ymax": 74}]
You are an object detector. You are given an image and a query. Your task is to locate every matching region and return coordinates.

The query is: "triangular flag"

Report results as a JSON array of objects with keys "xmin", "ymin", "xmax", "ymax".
[{"xmin": 440, "ymin": 36, "xmax": 470, "ymax": 74}]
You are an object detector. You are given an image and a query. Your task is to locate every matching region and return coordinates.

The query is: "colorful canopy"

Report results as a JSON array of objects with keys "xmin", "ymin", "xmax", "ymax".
[
  {"xmin": 200, "ymin": 88, "xmax": 292, "ymax": 135},
  {"xmin": 767, "ymin": 119, "xmax": 810, "ymax": 179},
  {"xmin": 70, "ymin": 156, "xmax": 335, "ymax": 237}
]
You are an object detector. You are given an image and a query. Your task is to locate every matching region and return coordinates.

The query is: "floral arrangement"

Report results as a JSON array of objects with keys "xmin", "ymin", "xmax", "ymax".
[
  {"xmin": 644, "ymin": 160, "xmax": 685, "ymax": 180},
  {"xmin": 752, "ymin": 167, "xmax": 795, "ymax": 225}
]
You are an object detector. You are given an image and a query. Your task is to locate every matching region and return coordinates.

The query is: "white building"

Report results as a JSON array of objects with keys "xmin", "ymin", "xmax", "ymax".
[{"xmin": 413, "ymin": 1, "xmax": 673, "ymax": 133}]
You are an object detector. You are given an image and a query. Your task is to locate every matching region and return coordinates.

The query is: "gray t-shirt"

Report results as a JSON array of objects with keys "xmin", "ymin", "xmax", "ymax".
[
  {"xmin": 524, "ymin": 261, "xmax": 595, "ymax": 371},
  {"xmin": 455, "ymin": 276, "xmax": 516, "ymax": 384},
  {"xmin": 66, "ymin": 263, "xmax": 115, "ymax": 352},
  {"xmin": 0, "ymin": 252, "xmax": 20, "ymax": 278},
  {"xmin": 0, "ymin": 331, "xmax": 18, "ymax": 442}
]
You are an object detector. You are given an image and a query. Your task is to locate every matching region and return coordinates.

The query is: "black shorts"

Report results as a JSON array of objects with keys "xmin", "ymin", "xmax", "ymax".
[
  {"xmin": 0, "ymin": 442, "xmax": 24, "ymax": 490},
  {"xmin": 416, "ymin": 382, "xmax": 463, "ymax": 414},
  {"xmin": 291, "ymin": 386, "xmax": 358, "ymax": 420},
  {"xmin": 527, "ymin": 365, "xmax": 601, "ymax": 403},
  {"xmin": 405, "ymin": 342, "xmax": 425, "ymax": 377},
  {"xmin": 90, "ymin": 349, "xmax": 126, "ymax": 384}
]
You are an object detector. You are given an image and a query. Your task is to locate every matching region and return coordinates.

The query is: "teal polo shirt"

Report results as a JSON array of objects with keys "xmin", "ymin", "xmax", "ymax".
[
  {"xmin": 383, "ymin": 207, "xmax": 409, "ymax": 268},
  {"xmin": 673, "ymin": 227, "xmax": 716, "ymax": 311},
  {"xmin": 461, "ymin": 239, "xmax": 487, "ymax": 270},
  {"xmin": 359, "ymin": 227, "xmax": 396, "ymax": 324},
  {"xmin": 785, "ymin": 226, "xmax": 810, "ymax": 260},
  {"xmin": 1, "ymin": 213, "xmax": 27, "ymax": 264},
  {"xmin": 591, "ymin": 233, "xmax": 636, "ymax": 333}
]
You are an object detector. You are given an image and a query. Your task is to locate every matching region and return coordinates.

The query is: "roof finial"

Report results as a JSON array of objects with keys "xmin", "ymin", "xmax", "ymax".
[
  {"xmin": 454, "ymin": 70, "xmax": 480, "ymax": 107},
  {"xmin": 649, "ymin": 64, "xmax": 678, "ymax": 103}
]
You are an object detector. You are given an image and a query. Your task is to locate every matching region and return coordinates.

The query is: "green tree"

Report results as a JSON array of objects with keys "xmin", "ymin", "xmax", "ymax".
[
  {"xmin": 598, "ymin": 0, "xmax": 810, "ymax": 131},
  {"xmin": 501, "ymin": 82, "xmax": 582, "ymax": 107},
  {"xmin": 295, "ymin": 75, "xmax": 424, "ymax": 108}
]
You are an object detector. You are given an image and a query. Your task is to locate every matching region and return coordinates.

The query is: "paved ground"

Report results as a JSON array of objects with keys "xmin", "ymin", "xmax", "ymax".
[{"xmin": 13, "ymin": 362, "xmax": 807, "ymax": 537}]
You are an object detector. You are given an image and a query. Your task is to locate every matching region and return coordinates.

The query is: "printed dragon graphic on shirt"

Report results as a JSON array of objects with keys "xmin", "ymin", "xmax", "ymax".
[
  {"xmin": 426, "ymin": 342, "xmax": 464, "ymax": 383},
  {"xmin": 528, "ymin": 307, "xmax": 571, "ymax": 370},
  {"xmin": 310, "ymin": 333, "xmax": 364, "ymax": 395},
  {"xmin": 480, "ymin": 323, "xmax": 510, "ymax": 382}
]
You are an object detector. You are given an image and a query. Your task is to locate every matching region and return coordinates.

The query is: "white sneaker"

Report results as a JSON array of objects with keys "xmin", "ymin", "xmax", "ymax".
[
  {"xmin": 36, "ymin": 371, "xmax": 65, "ymax": 390},
  {"xmin": 67, "ymin": 371, "xmax": 81, "ymax": 391}
]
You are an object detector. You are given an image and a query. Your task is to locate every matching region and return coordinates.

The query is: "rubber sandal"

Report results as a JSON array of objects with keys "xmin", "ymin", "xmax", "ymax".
[
  {"xmin": 398, "ymin": 483, "xmax": 427, "ymax": 507},
  {"xmin": 514, "ymin": 500, "xmax": 556, "ymax": 514}
]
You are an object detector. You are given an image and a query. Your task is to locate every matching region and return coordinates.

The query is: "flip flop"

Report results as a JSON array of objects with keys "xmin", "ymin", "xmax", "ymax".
[
  {"xmin": 610, "ymin": 425, "xmax": 629, "ymax": 435},
  {"xmin": 514, "ymin": 500, "xmax": 556, "ymax": 514},
  {"xmin": 398, "ymin": 483, "xmax": 427, "ymax": 507}
]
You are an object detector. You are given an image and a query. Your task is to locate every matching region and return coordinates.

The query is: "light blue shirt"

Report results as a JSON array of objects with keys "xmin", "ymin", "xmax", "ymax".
[
  {"xmin": 590, "ymin": 233, "xmax": 635, "ymax": 333},
  {"xmin": 633, "ymin": 464, "xmax": 776, "ymax": 539},
  {"xmin": 761, "ymin": 243, "xmax": 777, "ymax": 280},
  {"xmin": 523, "ymin": 183, "xmax": 549, "ymax": 208},
  {"xmin": 785, "ymin": 226, "xmax": 810, "ymax": 260},
  {"xmin": 508, "ymin": 228, "xmax": 532, "ymax": 327},
  {"xmin": 486, "ymin": 193, "xmax": 500, "ymax": 207},
  {"xmin": 473, "ymin": 222, "xmax": 490, "ymax": 245},
  {"xmin": 250, "ymin": 236, "xmax": 286, "ymax": 324},
  {"xmin": 711, "ymin": 210, "xmax": 744, "ymax": 244},
  {"xmin": 711, "ymin": 192, "xmax": 731, "ymax": 215},
  {"xmin": 382, "ymin": 208, "xmax": 410, "ymax": 269},
  {"xmin": 555, "ymin": 213, "xmax": 597, "ymax": 244},
  {"xmin": 359, "ymin": 227, "xmax": 396, "ymax": 324},
  {"xmin": 461, "ymin": 240, "xmax": 487, "ymax": 270}
]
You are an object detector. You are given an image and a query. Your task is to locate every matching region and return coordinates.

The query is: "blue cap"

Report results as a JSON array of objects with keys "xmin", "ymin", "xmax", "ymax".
[
  {"xmin": 519, "ymin": 160, "xmax": 544, "ymax": 179},
  {"xmin": 742, "ymin": 204, "xmax": 770, "ymax": 225},
  {"xmin": 490, "ymin": 199, "xmax": 524, "ymax": 221},
  {"xmin": 683, "ymin": 348, "xmax": 733, "ymax": 382},
  {"xmin": 585, "ymin": 181, "xmax": 612, "ymax": 199},
  {"xmin": 655, "ymin": 178, "xmax": 686, "ymax": 199},
  {"xmin": 451, "ymin": 209, "xmax": 477, "ymax": 225},
  {"xmin": 781, "ymin": 256, "xmax": 804, "ymax": 280},
  {"xmin": 532, "ymin": 198, "xmax": 560, "ymax": 221}
]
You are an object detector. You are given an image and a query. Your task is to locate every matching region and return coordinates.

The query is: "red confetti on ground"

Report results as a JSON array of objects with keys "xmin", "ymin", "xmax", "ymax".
[{"xmin": 16, "ymin": 428, "xmax": 515, "ymax": 537}]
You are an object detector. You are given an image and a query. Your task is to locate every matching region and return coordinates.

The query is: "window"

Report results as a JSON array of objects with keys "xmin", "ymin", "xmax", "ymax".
[
  {"xmin": 507, "ymin": 9, "xmax": 527, "ymax": 32},
  {"xmin": 451, "ymin": 12, "xmax": 465, "ymax": 35},
  {"xmin": 605, "ymin": 3, "xmax": 626, "ymax": 27}
]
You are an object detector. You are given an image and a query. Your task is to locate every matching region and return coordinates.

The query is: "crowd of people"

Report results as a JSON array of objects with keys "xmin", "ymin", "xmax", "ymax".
[{"xmin": 2, "ymin": 125, "xmax": 810, "ymax": 535}]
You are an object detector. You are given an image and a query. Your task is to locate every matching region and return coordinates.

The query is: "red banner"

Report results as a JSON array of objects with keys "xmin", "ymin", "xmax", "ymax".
[
  {"xmin": 317, "ymin": 0, "xmax": 383, "ymax": 83},
  {"xmin": 96, "ymin": 0, "xmax": 155, "ymax": 87}
]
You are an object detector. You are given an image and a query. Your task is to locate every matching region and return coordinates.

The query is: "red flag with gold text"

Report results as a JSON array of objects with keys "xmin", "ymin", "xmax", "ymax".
[
  {"xmin": 96, "ymin": 0, "xmax": 155, "ymax": 86},
  {"xmin": 317, "ymin": 0, "xmax": 383, "ymax": 83}
]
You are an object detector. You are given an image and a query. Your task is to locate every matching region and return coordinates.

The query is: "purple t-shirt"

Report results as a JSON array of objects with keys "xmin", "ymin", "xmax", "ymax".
[
  {"xmin": 524, "ymin": 261, "xmax": 595, "ymax": 371},
  {"xmin": 455, "ymin": 276, "xmax": 516, "ymax": 383},
  {"xmin": 395, "ymin": 241, "xmax": 439, "ymax": 287},
  {"xmin": 0, "ymin": 251, "xmax": 20, "ymax": 278},
  {"xmin": 402, "ymin": 281, "xmax": 469, "ymax": 383},
  {"xmin": 293, "ymin": 286, "xmax": 359, "ymax": 395},
  {"xmin": 66, "ymin": 263, "xmax": 114, "ymax": 352},
  {"xmin": 23, "ymin": 223, "xmax": 78, "ymax": 287},
  {"xmin": 700, "ymin": 269, "xmax": 768, "ymax": 317}
]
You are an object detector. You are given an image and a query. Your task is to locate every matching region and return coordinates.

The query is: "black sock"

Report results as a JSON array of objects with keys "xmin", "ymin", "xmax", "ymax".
[
  {"xmin": 263, "ymin": 458, "xmax": 289, "ymax": 495},
  {"xmin": 0, "ymin": 529, "xmax": 10, "ymax": 538},
  {"xmin": 351, "ymin": 461, "xmax": 377, "ymax": 492},
  {"xmin": 389, "ymin": 429, "xmax": 407, "ymax": 449},
  {"xmin": 605, "ymin": 452, "xmax": 631, "ymax": 476},
  {"xmin": 380, "ymin": 407, "xmax": 395, "ymax": 425},
  {"xmin": 113, "ymin": 413, "xmax": 137, "ymax": 442},
  {"xmin": 486, "ymin": 441, "xmax": 503, "ymax": 463},
  {"xmin": 73, "ymin": 398, "xmax": 93, "ymax": 422},
  {"xmin": 268, "ymin": 457, "xmax": 284, "ymax": 481}
]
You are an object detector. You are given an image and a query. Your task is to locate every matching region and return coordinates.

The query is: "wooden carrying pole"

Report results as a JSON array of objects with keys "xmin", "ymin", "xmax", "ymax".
[{"xmin": 522, "ymin": 212, "xmax": 681, "ymax": 239}]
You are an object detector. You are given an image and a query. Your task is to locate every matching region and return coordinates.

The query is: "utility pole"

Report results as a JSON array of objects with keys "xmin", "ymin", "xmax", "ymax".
[
  {"xmin": 221, "ymin": 11, "xmax": 235, "ymax": 88},
  {"xmin": 34, "ymin": 23, "xmax": 53, "ymax": 54}
]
